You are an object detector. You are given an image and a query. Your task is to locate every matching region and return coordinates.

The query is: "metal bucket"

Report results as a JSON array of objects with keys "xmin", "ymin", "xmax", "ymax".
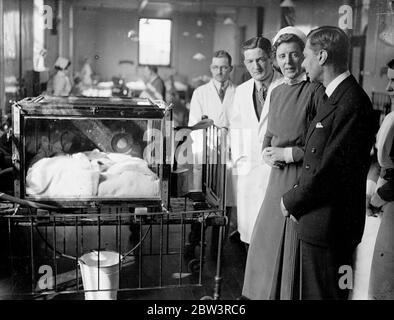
[{"xmin": 79, "ymin": 250, "xmax": 122, "ymax": 300}]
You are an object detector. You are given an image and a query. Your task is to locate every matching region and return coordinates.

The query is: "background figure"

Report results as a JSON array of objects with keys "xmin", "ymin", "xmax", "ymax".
[
  {"xmin": 52, "ymin": 57, "xmax": 72, "ymax": 96},
  {"xmin": 280, "ymin": 26, "xmax": 376, "ymax": 299},
  {"xmin": 80, "ymin": 57, "xmax": 93, "ymax": 88},
  {"xmin": 243, "ymin": 27, "xmax": 325, "ymax": 300},
  {"xmin": 34, "ymin": 48, "xmax": 48, "ymax": 72},
  {"xmin": 70, "ymin": 76, "xmax": 83, "ymax": 96},
  {"xmin": 140, "ymin": 65, "xmax": 166, "ymax": 101},
  {"xmin": 229, "ymin": 37, "xmax": 281, "ymax": 246},
  {"xmin": 0, "ymin": 113, "xmax": 12, "ymax": 193},
  {"xmin": 368, "ymin": 58, "xmax": 394, "ymax": 300},
  {"xmin": 167, "ymin": 74, "xmax": 189, "ymax": 128},
  {"xmin": 348, "ymin": 149, "xmax": 381, "ymax": 300}
]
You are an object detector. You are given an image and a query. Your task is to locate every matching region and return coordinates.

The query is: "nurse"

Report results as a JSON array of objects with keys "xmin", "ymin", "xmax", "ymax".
[
  {"xmin": 369, "ymin": 58, "xmax": 394, "ymax": 300},
  {"xmin": 52, "ymin": 57, "xmax": 72, "ymax": 96},
  {"xmin": 242, "ymin": 27, "xmax": 325, "ymax": 300}
]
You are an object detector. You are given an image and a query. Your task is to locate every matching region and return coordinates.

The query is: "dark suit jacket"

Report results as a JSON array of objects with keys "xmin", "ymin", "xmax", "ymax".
[
  {"xmin": 151, "ymin": 76, "xmax": 166, "ymax": 101},
  {"xmin": 283, "ymin": 75, "xmax": 377, "ymax": 251}
]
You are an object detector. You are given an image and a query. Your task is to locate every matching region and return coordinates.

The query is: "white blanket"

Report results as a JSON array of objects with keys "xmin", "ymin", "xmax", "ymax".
[{"xmin": 26, "ymin": 149, "xmax": 159, "ymax": 198}]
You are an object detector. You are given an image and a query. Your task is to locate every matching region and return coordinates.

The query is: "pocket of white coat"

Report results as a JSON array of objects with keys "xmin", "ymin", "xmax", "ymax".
[{"xmin": 232, "ymin": 156, "xmax": 253, "ymax": 176}]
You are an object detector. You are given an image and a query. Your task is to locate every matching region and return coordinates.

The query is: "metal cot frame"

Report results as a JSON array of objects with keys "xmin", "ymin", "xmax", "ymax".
[{"xmin": 0, "ymin": 124, "xmax": 228, "ymax": 300}]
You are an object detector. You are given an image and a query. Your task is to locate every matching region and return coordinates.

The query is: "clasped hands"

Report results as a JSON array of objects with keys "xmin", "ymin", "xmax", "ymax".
[
  {"xmin": 262, "ymin": 147, "xmax": 286, "ymax": 169},
  {"xmin": 263, "ymin": 147, "xmax": 297, "ymax": 222},
  {"xmin": 366, "ymin": 193, "xmax": 384, "ymax": 217}
]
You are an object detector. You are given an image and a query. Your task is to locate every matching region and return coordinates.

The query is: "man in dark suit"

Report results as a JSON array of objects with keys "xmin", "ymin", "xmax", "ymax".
[
  {"xmin": 280, "ymin": 26, "xmax": 377, "ymax": 299},
  {"xmin": 140, "ymin": 65, "xmax": 166, "ymax": 101}
]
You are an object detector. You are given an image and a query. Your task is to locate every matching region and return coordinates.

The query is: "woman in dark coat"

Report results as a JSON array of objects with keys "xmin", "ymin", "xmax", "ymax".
[{"xmin": 242, "ymin": 27, "xmax": 325, "ymax": 300}]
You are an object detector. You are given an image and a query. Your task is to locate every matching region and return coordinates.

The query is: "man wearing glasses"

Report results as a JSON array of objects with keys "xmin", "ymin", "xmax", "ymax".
[
  {"xmin": 188, "ymin": 50, "xmax": 236, "ymax": 192},
  {"xmin": 186, "ymin": 51, "xmax": 237, "ymax": 250},
  {"xmin": 188, "ymin": 50, "xmax": 235, "ymax": 136}
]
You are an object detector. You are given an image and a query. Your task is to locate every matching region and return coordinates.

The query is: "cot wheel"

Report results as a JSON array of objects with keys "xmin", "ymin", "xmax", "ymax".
[{"xmin": 187, "ymin": 259, "xmax": 201, "ymax": 274}]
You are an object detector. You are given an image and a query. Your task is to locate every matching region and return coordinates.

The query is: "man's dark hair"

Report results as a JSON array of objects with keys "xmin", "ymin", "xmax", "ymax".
[
  {"xmin": 387, "ymin": 59, "xmax": 394, "ymax": 69},
  {"xmin": 307, "ymin": 26, "xmax": 350, "ymax": 71},
  {"xmin": 213, "ymin": 50, "xmax": 232, "ymax": 66},
  {"xmin": 272, "ymin": 33, "xmax": 305, "ymax": 57},
  {"xmin": 242, "ymin": 36, "xmax": 272, "ymax": 56},
  {"xmin": 147, "ymin": 65, "xmax": 158, "ymax": 74}
]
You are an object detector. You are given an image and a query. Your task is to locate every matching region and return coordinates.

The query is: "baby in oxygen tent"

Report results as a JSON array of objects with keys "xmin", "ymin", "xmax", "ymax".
[{"xmin": 26, "ymin": 149, "xmax": 160, "ymax": 198}]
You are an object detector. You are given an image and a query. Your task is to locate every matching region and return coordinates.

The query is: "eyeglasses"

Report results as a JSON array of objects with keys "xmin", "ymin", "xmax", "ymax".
[{"xmin": 211, "ymin": 65, "xmax": 231, "ymax": 71}]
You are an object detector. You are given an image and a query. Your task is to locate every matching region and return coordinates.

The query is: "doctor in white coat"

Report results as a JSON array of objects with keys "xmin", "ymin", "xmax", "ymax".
[
  {"xmin": 188, "ymin": 50, "xmax": 236, "ymax": 198},
  {"xmin": 188, "ymin": 50, "xmax": 235, "ymax": 132},
  {"xmin": 229, "ymin": 37, "xmax": 281, "ymax": 245}
]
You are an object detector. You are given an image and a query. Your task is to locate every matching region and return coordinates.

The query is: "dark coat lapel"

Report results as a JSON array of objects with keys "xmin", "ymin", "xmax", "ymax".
[{"xmin": 305, "ymin": 75, "xmax": 357, "ymax": 145}]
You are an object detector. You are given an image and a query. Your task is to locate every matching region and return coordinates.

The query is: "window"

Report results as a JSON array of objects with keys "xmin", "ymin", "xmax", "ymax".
[{"xmin": 139, "ymin": 18, "xmax": 172, "ymax": 66}]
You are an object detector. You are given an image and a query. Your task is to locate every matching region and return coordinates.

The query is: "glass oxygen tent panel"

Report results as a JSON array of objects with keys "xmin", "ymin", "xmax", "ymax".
[
  {"xmin": 12, "ymin": 96, "xmax": 171, "ymax": 206},
  {"xmin": 23, "ymin": 117, "xmax": 162, "ymax": 200}
]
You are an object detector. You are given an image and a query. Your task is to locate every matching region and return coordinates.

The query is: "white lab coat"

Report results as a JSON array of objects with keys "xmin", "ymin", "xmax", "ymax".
[
  {"xmin": 187, "ymin": 80, "xmax": 236, "ymax": 205},
  {"xmin": 188, "ymin": 79, "xmax": 235, "ymax": 128},
  {"xmin": 229, "ymin": 78, "xmax": 272, "ymax": 244}
]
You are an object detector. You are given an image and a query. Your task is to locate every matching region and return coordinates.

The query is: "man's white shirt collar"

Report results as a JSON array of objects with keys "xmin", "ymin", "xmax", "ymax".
[
  {"xmin": 283, "ymin": 72, "xmax": 307, "ymax": 85},
  {"xmin": 325, "ymin": 70, "xmax": 351, "ymax": 97},
  {"xmin": 270, "ymin": 72, "xmax": 306, "ymax": 89},
  {"xmin": 212, "ymin": 79, "xmax": 230, "ymax": 91}
]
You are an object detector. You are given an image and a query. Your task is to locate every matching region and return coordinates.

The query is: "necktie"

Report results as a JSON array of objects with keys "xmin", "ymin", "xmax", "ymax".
[
  {"xmin": 219, "ymin": 84, "xmax": 225, "ymax": 102},
  {"xmin": 258, "ymin": 85, "xmax": 267, "ymax": 105},
  {"xmin": 322, "ymin": 93, "xmax": 329, "ymax": 104}
]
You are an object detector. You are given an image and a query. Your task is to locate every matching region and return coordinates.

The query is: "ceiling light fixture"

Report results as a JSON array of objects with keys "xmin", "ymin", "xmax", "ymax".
[
  {"xmin": 193, "ymin": 53, "xmax": 206, "ymax": 61},
  {"xmin": 196, "ymin": 0, "xmax": 203, "ymax": 26},
  {"xmin": 280, "ymin": 0, "xmax": 296, "ymax": 7},
  {"xmin": 223, "ymin": 17, "xmax": 235, "ymax": 25},
  {"xmin": 139, "ymin": 0, "xmax": 149, "ymax": 12}
]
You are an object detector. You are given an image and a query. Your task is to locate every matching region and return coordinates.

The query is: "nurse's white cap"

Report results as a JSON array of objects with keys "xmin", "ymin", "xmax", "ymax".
[
  {"xmin": 272, "ymin": 26, "xmax": 307, "ymax": 46},
  {"xmin": 54, "ymin": 56, "xmax": 70, "ymax": 70}
]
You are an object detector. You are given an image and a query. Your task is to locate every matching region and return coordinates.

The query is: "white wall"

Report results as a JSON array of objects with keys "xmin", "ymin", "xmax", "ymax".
[
  {"xmin": 73, "ymin": 7, "xmax": 217, "ymax": 84},
  {"xmin": 69, "ymin": 0, "xmax": 387, "ymax": 91}
]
